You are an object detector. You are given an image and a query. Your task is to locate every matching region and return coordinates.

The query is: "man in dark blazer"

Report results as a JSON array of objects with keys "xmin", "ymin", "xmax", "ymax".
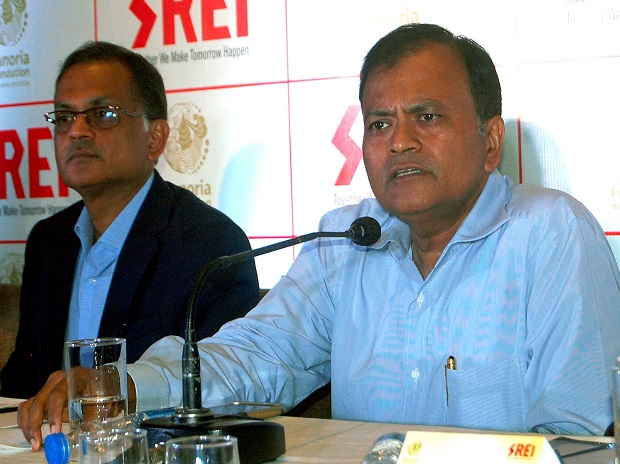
[
  {"xmin": 0, "ymin": 41, "xmax": 260, "ymax": 400},
  {"xmin": 0, "ymin": 170, "xmax": 259, "ymax": 399}
]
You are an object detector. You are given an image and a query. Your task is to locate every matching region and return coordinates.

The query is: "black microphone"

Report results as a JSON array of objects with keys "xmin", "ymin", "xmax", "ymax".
[
  {"xmin": 346, "ymin": 216, "xmax": 382, "ymax": 247},
  {"xmin": 140, "ymin": 216, "xmax": 381, "ymax": 464}
]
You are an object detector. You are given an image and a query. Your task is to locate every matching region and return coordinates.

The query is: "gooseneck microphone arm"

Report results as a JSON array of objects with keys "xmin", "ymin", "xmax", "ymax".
[
  {"xmin": 181, "ymin": 231, "xmax": 346, "ymax": 413},
  {"xmin": 178, "ymin": 216, "xmax": 381, "ymax": 421}
]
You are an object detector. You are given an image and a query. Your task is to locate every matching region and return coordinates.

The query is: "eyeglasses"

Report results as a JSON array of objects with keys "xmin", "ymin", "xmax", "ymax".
[{"xmin": 44, "ymin": 106, "xmax": 149, "ymax": 133}]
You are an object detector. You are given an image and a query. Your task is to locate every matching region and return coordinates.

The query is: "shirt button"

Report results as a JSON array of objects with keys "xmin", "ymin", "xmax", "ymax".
[
  {"xmin": 411, "ymin": 368, "xmax": 420, "ymax": 382},
  {"xmin": 89, "ymin": 277, "xmax": 97, "ymax": 283}
]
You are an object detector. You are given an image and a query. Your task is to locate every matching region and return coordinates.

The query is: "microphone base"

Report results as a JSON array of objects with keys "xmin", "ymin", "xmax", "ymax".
[
  {"xmin": 140, "ymin": 414, "xmax": 286, "ymax": 464},
  {"xmin": 170, "ymin": 406, "xmax": 216, "ymax": 424}
]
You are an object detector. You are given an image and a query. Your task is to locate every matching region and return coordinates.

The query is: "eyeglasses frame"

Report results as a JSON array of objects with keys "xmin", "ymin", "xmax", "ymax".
[{"xmin": 43, "ymin": 105, "xmax": 150, "ymax": 132}]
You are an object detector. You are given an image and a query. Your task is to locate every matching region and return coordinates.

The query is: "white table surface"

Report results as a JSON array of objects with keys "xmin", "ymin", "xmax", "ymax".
[{"xmin": 0, "ymin": 411, "xmax": 614, "ymax": 463}]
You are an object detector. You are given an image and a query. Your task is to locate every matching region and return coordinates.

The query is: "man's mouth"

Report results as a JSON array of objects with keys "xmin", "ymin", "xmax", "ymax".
[
  {"xmin": 394, "ymin": 167, "xmax": 422, "ymax": 178},
  {"xmin": 68, "ymin": 152, "xmax": 93, "ymax": 161},
  {"xmin": 67, "ymin": 146, "xmax": 97, "ymax": 161}
]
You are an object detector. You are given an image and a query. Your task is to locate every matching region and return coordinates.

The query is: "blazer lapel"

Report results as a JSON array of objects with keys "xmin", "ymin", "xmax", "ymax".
[
  {"xmin": 97, "ymin": 171, "xmax": 173, "ymax": 337},
  {"xmin": 44, "ymin": 204, "xmax": 82, "ymax": 347}
]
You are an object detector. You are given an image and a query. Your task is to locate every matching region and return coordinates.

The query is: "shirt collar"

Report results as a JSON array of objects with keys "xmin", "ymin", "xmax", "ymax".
[
  {"xmin": 74, "ymin": 172, "xmax": 155, "ymax": 251},
  {"xmin": 451, "ymin": 169, "xmax": 511, "ymax": 244},
  {"xmin": 365, "ymin": 203, "xmax": 409, "ymax": 252},
  {"xmin": 373, "ymin": 169, "xmax": 512, "ymax": 252}
]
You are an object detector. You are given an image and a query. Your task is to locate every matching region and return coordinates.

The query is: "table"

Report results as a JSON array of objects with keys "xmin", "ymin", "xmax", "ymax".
[
  {"xmin": 273, "ymin": 417, "xmax": 616, "ymax": 464},
  {"xmin": 0, "ymin": 412, "xmax": 615, "ymax": 463}
]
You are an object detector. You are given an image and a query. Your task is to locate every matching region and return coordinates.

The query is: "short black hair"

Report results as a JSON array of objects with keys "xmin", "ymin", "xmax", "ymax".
[
  {"xmin": 359, "ymin": 23, "xmax": 502, "ymax": 130},
  {"xmin": 56, "ymin": 41, "xmax": 167, "ymax": 120}
]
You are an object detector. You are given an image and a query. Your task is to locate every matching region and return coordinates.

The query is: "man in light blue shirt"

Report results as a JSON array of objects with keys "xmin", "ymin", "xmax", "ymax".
[
  {"xmin": 21, "ymin": 23, "xmax": 620, "ymax": 443},
  {"xmin": 127, "ymin": 23, "xmax": 620, "ymax": 434},
  {"xmin": 129, "ymin": 170, "xmax": 620, "ymax": 434}
]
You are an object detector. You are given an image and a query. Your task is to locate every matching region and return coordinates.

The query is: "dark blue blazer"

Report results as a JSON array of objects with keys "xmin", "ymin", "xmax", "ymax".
[{"xmin": 0, "ymin": 171, "xmax": 259, "ymax": 398}]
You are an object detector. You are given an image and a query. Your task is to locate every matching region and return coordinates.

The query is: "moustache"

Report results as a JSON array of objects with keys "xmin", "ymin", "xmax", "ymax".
[{"xmin": 70, "ymin": 140, "xmax": 97, "ymax": 152}]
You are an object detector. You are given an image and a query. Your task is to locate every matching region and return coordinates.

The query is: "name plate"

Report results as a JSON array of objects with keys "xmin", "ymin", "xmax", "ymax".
[{"xmin": 397, "ymin": 431, "xmax": 560, "ymax": 464}]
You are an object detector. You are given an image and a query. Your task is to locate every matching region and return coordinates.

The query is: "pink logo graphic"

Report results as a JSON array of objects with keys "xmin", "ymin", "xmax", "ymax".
[{"xmin": 332, "ymin": 105, "xmax": 362, "ymax": 186}]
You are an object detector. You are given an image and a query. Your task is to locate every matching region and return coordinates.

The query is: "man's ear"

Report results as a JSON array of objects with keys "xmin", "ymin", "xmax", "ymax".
[
  {"xmin": 147, "ymin": 119, "xmax": 170, "ymax": 162},
  {"xmin": 483, "ymin": 115, "xmax": 505, "ymax": 173}
]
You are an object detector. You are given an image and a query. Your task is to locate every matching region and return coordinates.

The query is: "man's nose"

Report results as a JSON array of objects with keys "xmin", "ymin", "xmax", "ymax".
[
  {"xmin": 67, "ymin": 113, "xmax": 94, "ymax": 137},
  {"xmin": 390, "ymin": 121, "xmax": 421, "ymax": 154}
]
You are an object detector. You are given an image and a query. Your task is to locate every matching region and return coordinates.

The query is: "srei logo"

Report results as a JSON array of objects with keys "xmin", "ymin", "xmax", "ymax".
[
  {"xmin": 0, "ymin": 127, "xmax": 68, "ymax": 199},
  {"xmin": 508, "ymin": 442, "xmax": 537, "ymax": 459},
  {"xmin": 130, "ymin": 0, "xmax": 248, "ymax": 48}
]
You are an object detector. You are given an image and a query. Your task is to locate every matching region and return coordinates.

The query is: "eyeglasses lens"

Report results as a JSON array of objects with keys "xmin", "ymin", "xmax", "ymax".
[{"xmin": 48, "ymin": 107, "xmax": 121, "ymax": 133}]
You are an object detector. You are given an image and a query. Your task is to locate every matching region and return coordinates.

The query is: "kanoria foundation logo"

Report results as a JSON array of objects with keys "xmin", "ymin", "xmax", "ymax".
[
  {"xmin": 0, "ymin": 252, "xmax": 24, "ymax": 284},
  {"xmin": 164, "ymin": 102, "xmax": 209, "ymax": 174},
  {"xmin": 0, "ymin": 0, "xmax": 27, "ymax": 46}
]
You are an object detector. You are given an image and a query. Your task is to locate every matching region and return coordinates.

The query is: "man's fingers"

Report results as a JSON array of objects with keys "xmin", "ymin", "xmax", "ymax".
[
  {"xmin": 47, "ymin": 380, "xmax": 69, "ymax": 434},
  {"xmin": 16, "ymin": 398, "xmax": 31, "ymax": 432},
  {"xmin": 18, "ymin": 397, "xmax": 46, "ymax": 451},
  {"xmin": 17, "ymin": 370, "xmax": 68, "ymax": 451}
]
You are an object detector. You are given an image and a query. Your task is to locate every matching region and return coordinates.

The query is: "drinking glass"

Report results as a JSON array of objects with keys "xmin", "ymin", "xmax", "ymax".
[
  {"xmin": 65, "ymin": 337, "xmax": 128, "ymax": 430},
  {"xmin": 165, "ymin": 435, "xmax": 240, "ymax": 464},
  {"xmin": 78, "ymin": 428, "xmax": 150, "ymax": 463}
]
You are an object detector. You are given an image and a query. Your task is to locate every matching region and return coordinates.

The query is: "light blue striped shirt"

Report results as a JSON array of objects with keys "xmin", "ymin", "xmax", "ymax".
[
  {"xmin": 131, "ymin": 170, "xmax": 620, "ymax": 435},
  {"xmin": 66, "ymin": 173, "xmax": 154, "ymax": 342}
]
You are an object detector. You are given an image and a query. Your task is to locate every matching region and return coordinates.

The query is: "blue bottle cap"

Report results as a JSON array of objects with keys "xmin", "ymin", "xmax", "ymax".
[{"xmin": 44, "ymin": 432, "xmax": 70, "ymax": 464}]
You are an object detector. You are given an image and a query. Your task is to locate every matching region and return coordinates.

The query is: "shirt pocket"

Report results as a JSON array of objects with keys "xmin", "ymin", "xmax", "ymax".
[{"xmin": 445, "ymin": 358, "xmax": 527, "ymax": 432}]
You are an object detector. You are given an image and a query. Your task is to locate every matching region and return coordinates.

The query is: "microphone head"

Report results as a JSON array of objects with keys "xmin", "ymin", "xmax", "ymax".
[{"xmin": 349, "ymin": 216, "xmax": 381, "ymax": 246}]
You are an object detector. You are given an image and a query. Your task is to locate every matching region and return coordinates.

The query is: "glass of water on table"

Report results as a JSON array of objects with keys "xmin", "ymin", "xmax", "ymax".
[{"xmin": 65, "ymin": 337, "xmax": 128, "ymax": 430}]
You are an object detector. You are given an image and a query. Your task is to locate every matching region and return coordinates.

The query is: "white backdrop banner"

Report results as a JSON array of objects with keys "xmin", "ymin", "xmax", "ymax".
[{"xmin": 1, "ymin": 0, "xmax": 620, "ymax": 287}]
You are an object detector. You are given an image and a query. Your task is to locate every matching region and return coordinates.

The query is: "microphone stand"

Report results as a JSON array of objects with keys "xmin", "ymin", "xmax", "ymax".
[
  {"xmin": 179, "ymin": 230, "xmax": 352, "ymax": 420},
  {"xmin": 140, "ymin": 219, "xmax": 380, "ymax": 464},
  {"xmin": 140, "ymin": 248, "xmax": 289, "ymax": 464}
]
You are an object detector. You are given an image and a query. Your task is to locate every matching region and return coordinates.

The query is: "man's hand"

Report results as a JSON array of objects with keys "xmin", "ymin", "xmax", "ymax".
[
  {"xmin": 17, "ymin": 369, "xmax": 138, "ymax": 452},
  {"xmin": 17, "ymin": 370, "xmax": 69, "ymax": 451}
]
